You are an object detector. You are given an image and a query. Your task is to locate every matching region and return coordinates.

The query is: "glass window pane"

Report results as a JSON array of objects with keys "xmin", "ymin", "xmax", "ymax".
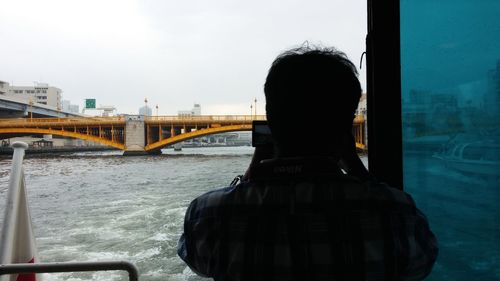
[{"xmin": 401, "ymin": 0, "xmax": 500, "ymax": 280}]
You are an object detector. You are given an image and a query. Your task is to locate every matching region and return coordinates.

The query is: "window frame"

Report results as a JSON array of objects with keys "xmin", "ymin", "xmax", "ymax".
[{"xmin": 366, "ymin": 0, "xmax": 403, "ymax": 189}]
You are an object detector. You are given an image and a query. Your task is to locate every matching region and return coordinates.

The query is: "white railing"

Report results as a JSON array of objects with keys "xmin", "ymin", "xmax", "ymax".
[
  {"xmin": 0, "ymin": 261, "xmax": 139, "ymax": 281},
  {"xmin": 0, "ymin": 142, "xmax": 29, "ymax": 267}
]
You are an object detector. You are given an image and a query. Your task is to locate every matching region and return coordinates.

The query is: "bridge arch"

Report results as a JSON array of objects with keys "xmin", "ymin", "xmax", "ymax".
[
  {"xmin": 0, "ymin": 128, "xmax": 125, "ymax": 150},
  {"xmin": 145, "ymin": 123, "xmax": 366, "ymax": 152},
  {"xmin": 145, "ymin": 124, "xmax": 251, "ymax": 152}
]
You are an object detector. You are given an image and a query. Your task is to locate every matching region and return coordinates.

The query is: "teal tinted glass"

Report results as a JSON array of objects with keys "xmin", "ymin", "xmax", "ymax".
[{"xmin": 401, "ymin": 1, "xmax": 500, "ymax": 280}]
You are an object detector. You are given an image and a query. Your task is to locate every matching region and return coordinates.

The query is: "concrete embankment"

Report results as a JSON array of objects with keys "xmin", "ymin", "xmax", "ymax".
[{"xmin": 0, "ymin": 146, "xmax": 118, "ymax": 155}]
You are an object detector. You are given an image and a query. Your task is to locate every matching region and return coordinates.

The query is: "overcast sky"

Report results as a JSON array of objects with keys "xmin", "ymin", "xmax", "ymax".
[{"xmin": 0, "ymin": 0, "xmax": 366, "ymax": 115}]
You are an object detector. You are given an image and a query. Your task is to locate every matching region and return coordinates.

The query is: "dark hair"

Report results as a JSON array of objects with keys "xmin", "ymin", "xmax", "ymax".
[{"xmin": 264, "ymin": 46, "xmax": 362, "ymax": 153}]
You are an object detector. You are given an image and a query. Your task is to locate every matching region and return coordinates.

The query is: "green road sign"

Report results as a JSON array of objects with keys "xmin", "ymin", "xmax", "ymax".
[{"xmin": 85, "ymin": 99, "xmax": 96, "ymax": 109}]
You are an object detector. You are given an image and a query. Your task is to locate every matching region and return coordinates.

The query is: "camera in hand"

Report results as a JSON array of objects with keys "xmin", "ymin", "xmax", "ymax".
[{"xmin": 252, "ymin": 120, "xmax": 273, "ymax": 147}]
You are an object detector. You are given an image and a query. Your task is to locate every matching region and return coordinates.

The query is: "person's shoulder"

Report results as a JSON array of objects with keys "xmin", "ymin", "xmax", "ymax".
[
  {"xmin": 184, "ymin": 184, "xmax": 245, "ymax": 221},
  {"xmin": 366, "ymin": 180, "xmax": 417, "ymax": 208},
  {"xmin": 339, "ymin": 177, "xmax": 417, "ymax": 209}
]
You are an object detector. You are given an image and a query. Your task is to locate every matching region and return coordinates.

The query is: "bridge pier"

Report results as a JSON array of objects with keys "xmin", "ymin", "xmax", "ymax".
[{"xmin": 123, "ymin": 116, "xmax": 148, "ymax": 156}]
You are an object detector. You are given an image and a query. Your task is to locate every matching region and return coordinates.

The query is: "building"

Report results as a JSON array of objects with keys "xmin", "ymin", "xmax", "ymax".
[
  {"xmin": 70, "ymin": 104, "xmax": 79, "ymax": 113},
  {"xmin": 178, "ymin": 103, "xmax": 201, "ymax": 117},
  {"xmin": 97, "ymin": 105, "xmax": 116, "ymax": 117},
  {"xmin": 2, "ymin": 82, "xmax": 62, "ymax": 109},
  {"xmin": 139, "ymin": 105, "xmax": 152, "ymax": 116},
  {"xmin": 0, "ymin": 81, "xmax": 8, "ymax": 95},
  {"xmin": 356, "ymin": 93, "xmax": 367, "ymax": 116},
  {"xmin": 62, "ymin": 100, "xmax": 80, "ymax": 114},
  {"xmin": 192, "ymin": 103, "xmax": 201, "ymax": 115}
]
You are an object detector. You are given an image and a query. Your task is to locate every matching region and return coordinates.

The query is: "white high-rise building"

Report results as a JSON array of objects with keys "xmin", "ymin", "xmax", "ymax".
[{"xmin": 4, "ymin": 82, "xmax": 62, "ymax": 109}]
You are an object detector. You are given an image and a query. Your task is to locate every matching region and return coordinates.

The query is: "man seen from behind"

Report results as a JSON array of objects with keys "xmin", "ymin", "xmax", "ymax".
[{"xmin": 178, "ymin": 45, "xmax": 438, "ymax": 281}]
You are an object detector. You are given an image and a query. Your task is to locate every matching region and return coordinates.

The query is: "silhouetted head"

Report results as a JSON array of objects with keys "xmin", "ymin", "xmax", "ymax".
[{"xmin": 264, "ymin": 46, "xmax": 362, "ymax": 157}]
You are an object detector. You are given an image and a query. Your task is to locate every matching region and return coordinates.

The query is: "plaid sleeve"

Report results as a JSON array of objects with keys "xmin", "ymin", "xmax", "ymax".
[
  {"xmin": 402, "ymin": 207, "xmax": 439, "ymax": 281},
  {"xmin": 177, "ymin": 197, "xmax": 212, "ymax": 277},
  {"xmin": 178, "ymin": 194, "xmax": 224, "ymax": 278}
]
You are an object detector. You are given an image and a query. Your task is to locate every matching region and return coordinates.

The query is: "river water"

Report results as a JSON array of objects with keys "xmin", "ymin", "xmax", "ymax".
[
  {"xmin": 2, "ymin": 146, "xmax": 499, "ymax": 280},
  {"xmin": 0, "ymin": 146, "xmax": 258, "ymax": 281}
]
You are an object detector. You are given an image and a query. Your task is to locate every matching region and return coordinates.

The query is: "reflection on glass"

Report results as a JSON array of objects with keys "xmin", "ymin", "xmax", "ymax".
[{"xmin": 401, "ymin": 0, "xmax": 500, "ymax": 280}]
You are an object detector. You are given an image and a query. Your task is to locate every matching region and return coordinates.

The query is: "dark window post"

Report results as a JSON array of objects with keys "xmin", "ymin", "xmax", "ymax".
[{"xmin": 366, "ymin": 0, "xmax": 403, "ymax": 188}]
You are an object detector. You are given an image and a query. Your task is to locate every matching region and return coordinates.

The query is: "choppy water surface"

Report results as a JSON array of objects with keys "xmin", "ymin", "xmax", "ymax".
[
  {"xmin": 2, "ymin": 146, "xmax": 498, "ymax": 280},
  {"xmin": 0, "ymin": 146, "xmax": 255, "ymax": 281}
]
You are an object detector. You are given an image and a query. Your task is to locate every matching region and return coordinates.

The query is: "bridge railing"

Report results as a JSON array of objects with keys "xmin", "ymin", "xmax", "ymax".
[
  {"xmin": 0, "ymin": 114, "xmax": 365, "ymax": 125},
  {"xmin": 144, "ymin": 115, "xmax": 267, "ymax": 122},
  {"xmin": 0, "ymin": 115, "xmax": 267, "ymax": 124},
  {"xmin": 145, "ymin": 115, "xmax": 365, "ymax": 123},
  {"xmin": 0, "ymin": 117, "xmax": 126, "ymax": 126}
]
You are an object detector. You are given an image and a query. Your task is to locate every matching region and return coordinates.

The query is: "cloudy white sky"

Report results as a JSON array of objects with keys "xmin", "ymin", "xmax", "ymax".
[{"xmin": 0, "ymin": 0, "xmax": 366, "ymax": 115}]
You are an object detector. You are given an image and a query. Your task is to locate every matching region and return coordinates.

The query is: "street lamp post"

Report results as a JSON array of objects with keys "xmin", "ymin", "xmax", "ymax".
[
  {"xmin": 144, "ymin": 98, "xmax": 148, "ymax": 117},
  {"xmin": 28, "ymin": 98, "xmax": 33, "ymax": 121},
  {"xmin": 250, "ymin": 104, "xmax": 253, "ymax": 119},
  {"xmin": 156, "ymin": 104, "xmax": 159, "ymax": 118},
  {"xmin": 254, "ymin": 98, "xmax": 257, "ymax": 118}
]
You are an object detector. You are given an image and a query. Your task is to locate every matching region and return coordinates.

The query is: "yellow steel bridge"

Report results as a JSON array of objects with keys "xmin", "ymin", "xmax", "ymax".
[{"xmin": 0, "ymin": 115, "xmax": 366, "ymax": 153}]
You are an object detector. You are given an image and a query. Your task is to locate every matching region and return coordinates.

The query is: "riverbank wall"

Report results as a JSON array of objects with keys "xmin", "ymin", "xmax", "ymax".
[{"xmin": 0, "ymin": 146, "xmax": 118, "ymax": 156}]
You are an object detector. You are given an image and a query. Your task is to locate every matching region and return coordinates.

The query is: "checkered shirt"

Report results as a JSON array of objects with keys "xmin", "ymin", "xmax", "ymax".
[{"xmin": 178, "ymin": 158, "xmax": 438, "ymax": 281}]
